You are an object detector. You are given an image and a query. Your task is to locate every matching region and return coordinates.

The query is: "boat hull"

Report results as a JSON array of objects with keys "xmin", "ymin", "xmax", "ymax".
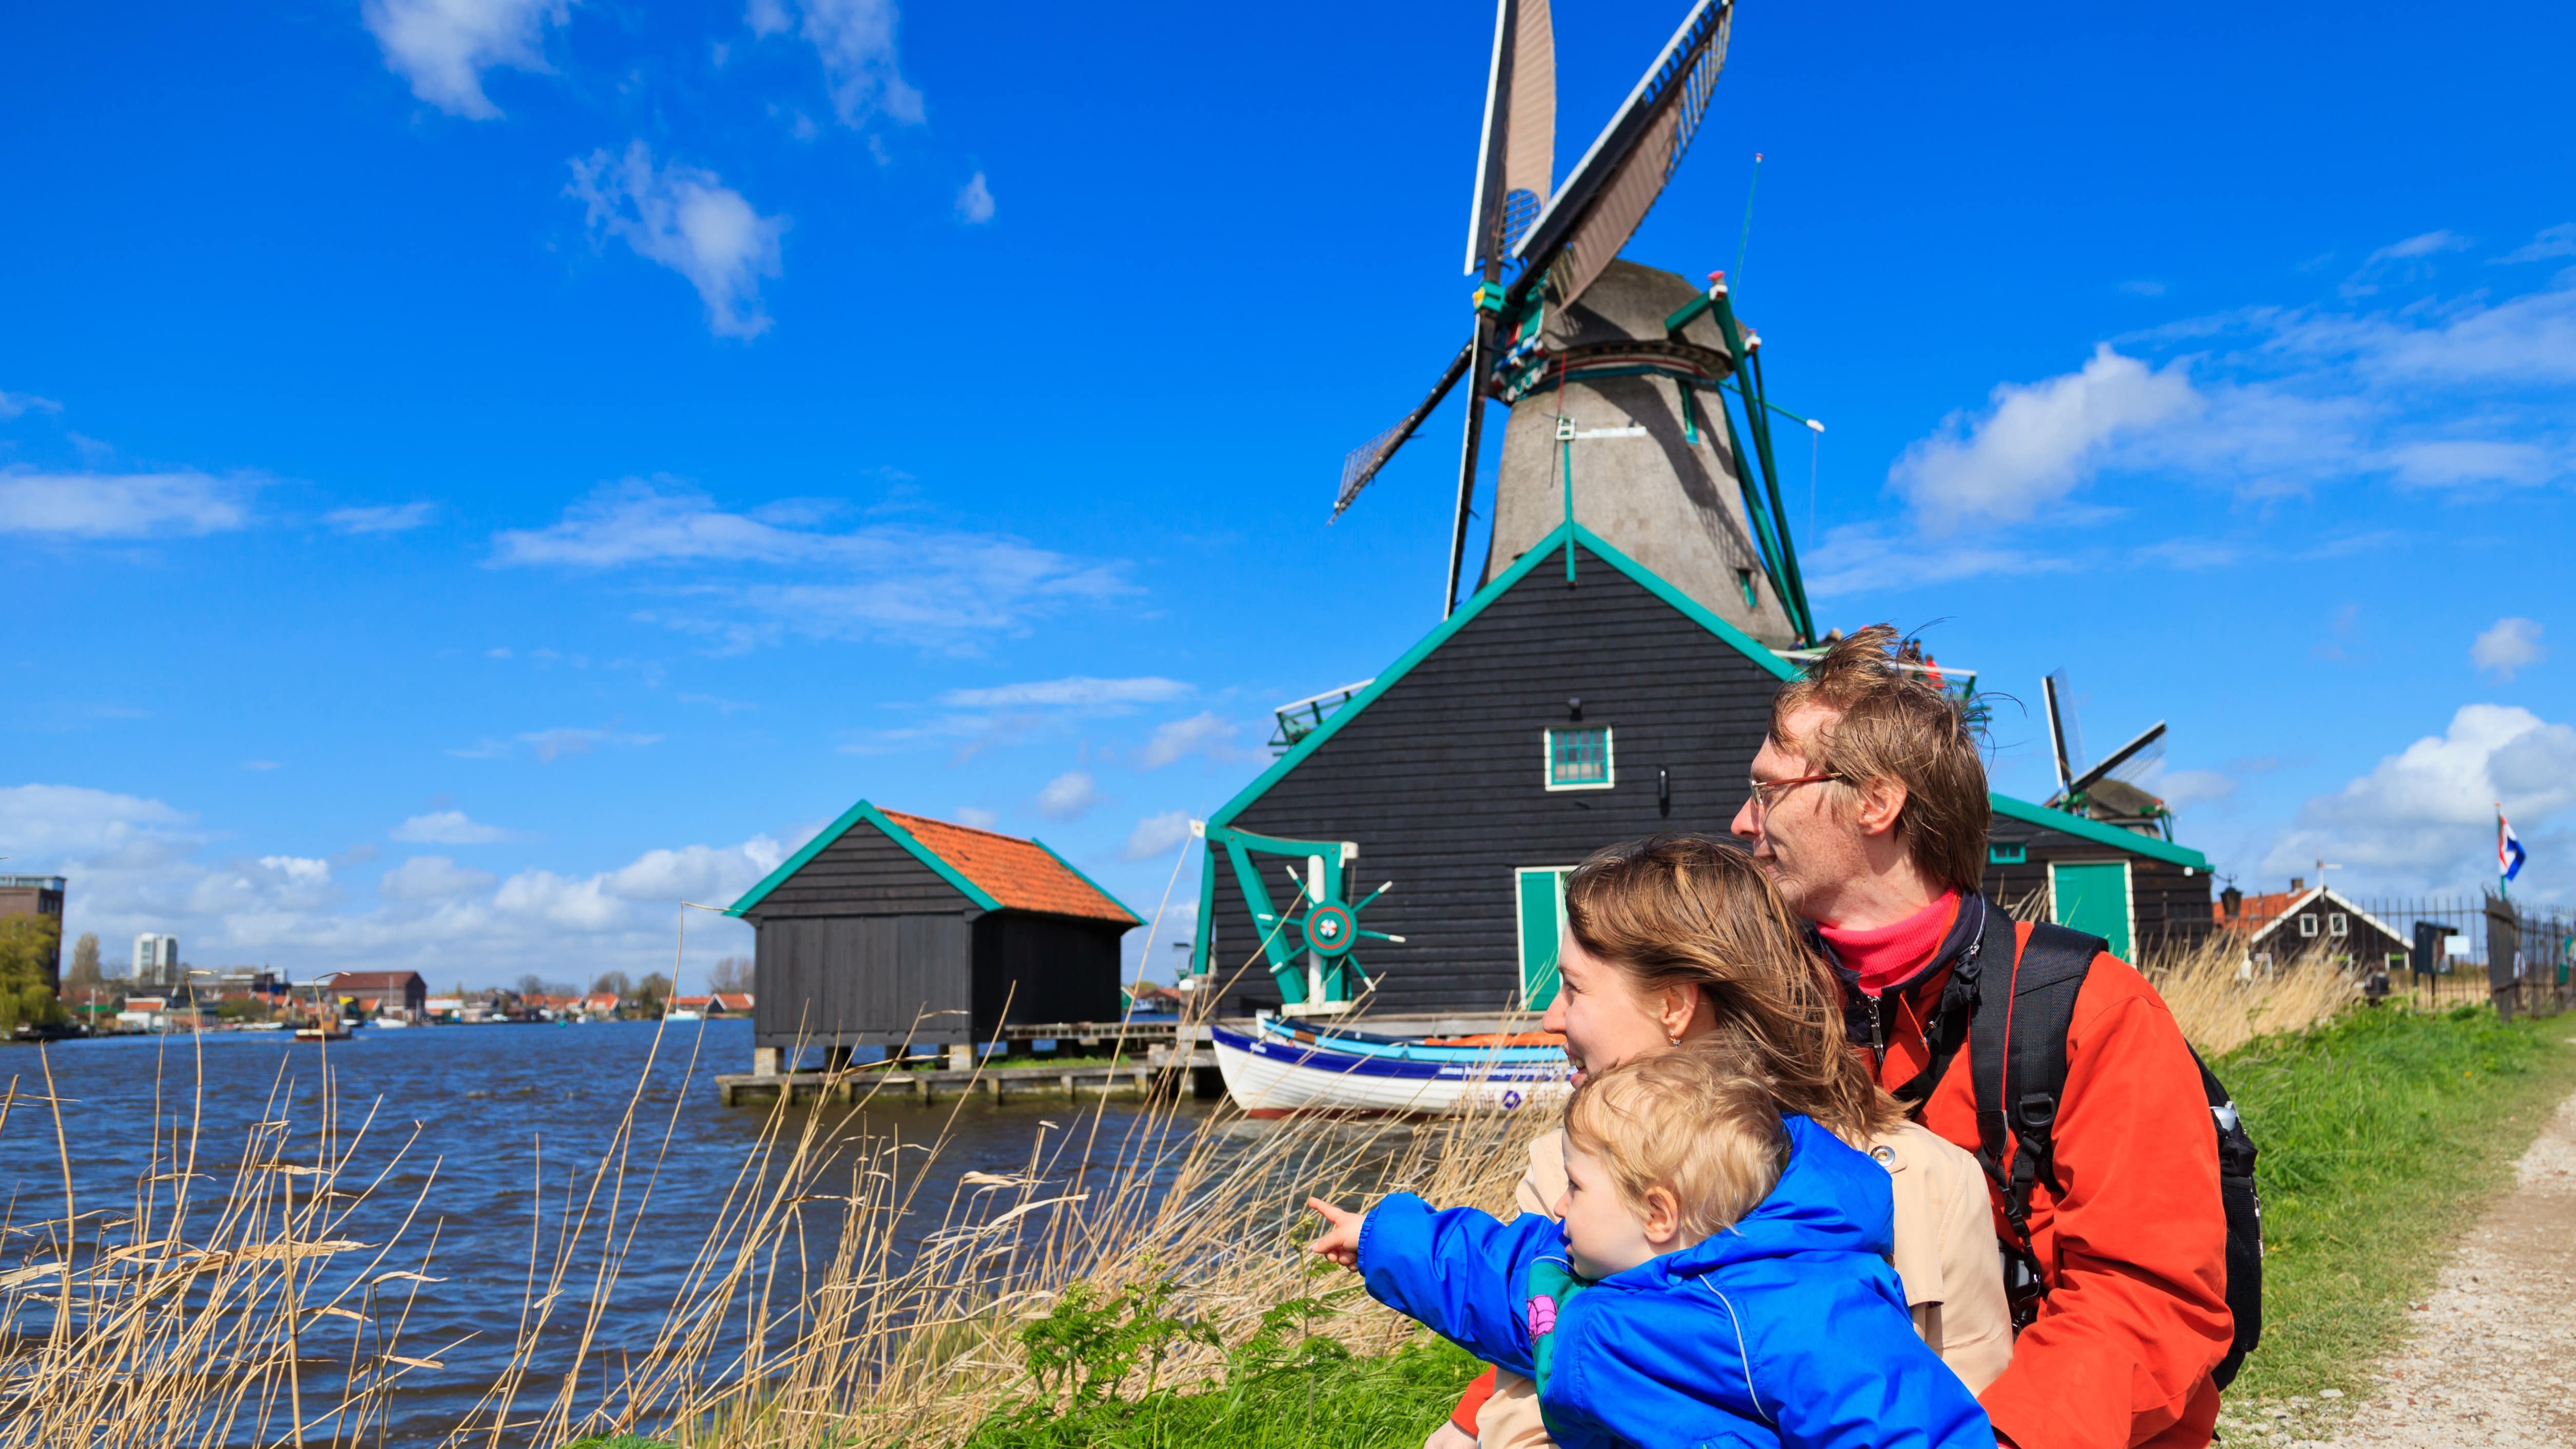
[{"xmin": 1210, "ymin": 1023, "xmax": 1570, "ymax": 1119}]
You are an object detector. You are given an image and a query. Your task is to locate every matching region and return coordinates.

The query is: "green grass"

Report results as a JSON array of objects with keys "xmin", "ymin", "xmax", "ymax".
[
  {"xmin": 956, "ymin": 1336, "xmax": 1484, "ymax": 1449},
  {"xmin": 2219, "ymin": 1003, "xmax": 2576, "ymax": 1402}
]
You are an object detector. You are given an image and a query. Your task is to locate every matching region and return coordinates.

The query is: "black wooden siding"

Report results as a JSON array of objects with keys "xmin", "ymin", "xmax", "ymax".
[
  {"xmin": 1982, "ymin": 813, "xmax": 2214, "ymax": 952},
  {"xmin": 1210, "ymin": 543, "xmax": 1783, "ymax": 1015},
  {"xmin": 2250, "ymin": 905, "xmax": 2406, "ymax": 967},
  {"xmin": 746, "ymin": 819, "xmax": 1129, "ymax": 1046}
]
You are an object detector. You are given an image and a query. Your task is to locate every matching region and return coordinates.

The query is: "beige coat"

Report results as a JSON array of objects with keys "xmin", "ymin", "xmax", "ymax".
[{"xmin": 1473, "ymin": 1123, "xmax": 2010, "ymax": 1449}]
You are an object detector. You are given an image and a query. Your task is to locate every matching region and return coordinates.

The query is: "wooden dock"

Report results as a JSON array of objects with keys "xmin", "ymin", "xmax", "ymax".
[{"xmin": 716, "ymin": 1037, "xmax": 1218, "ymax": 1107}]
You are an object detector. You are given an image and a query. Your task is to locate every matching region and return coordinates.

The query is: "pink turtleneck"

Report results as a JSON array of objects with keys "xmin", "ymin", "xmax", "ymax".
[{"xmin": 1818, "ymin": 891, "xmax": 1961, "ymax": 997}]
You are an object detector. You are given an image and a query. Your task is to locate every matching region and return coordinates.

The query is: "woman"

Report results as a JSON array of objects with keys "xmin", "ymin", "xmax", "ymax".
[{"xmin": 1436, "ymin": 835, "xmax": 2010, "ymax": 1449}]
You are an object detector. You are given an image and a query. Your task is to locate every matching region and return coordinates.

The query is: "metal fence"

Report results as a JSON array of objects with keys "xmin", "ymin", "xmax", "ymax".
[{"xmin": 2219, "ymin": 893, "xmax": 2574, "ymax": 1017}]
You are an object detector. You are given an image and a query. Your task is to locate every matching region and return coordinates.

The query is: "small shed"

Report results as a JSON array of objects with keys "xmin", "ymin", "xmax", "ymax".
[
  {"xmin": 1978, "ymin": 798, "xmax": 2216, "ymax": 961},
  {"xmin": 726, "ymin": 802, "xmax": 1139, "ymax": 1063},
  {"xmin": 2233, "ymin": 884, "xmax": 2407, "ymax": 974}
]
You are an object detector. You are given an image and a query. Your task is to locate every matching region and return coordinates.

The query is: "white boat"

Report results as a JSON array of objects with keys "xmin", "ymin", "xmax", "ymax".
[
  {"xmin": 371, "ymin": 1018, "xmax": 412, "ymax": 1029},
  {"xmin": 665, "ymin": 1008, "xmax": 703, "ymax": 1021},
  {"xmin": 1210, "ymin": 1021, "xmax": 1570, "ymax": 1118}
]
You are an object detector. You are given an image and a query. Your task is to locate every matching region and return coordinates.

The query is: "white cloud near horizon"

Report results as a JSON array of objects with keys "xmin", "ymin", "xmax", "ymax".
[
  {"xmin": 391, "ymin": 809, "xmax": 514, "ymax": 845},
  {"xmin": 1122, "ymin": 810, "xmax": 1193, "ymax": 862},
  {"xmin": 1137, "ymin": 711, "xmax": 1244, "ymax": 769},
  {"xmin": 0, "ymin": 391, "xmax": 64, "ymax": 418},
  {"xmin": 568, "ymin": 143, "xmax": 787, "ymax": 339},
  {"xmin": 2495, "ymin": 223, "xmax": 2576, "ymax": 265},
  {"xmin": 362, "ymin": 0, "xmax": 570, "ymax": 119},
  {"xmin": 2472, "ymin": 617, "xmax": 2546, "ymax": 679},
  {"xmin": 2264, "ymin": 704, "xmax": 2576, "ymax": 890},
  {"xmin": 0, "ymin": 469, "xmax": 251, "ymax": 537},
  {"xmin": 493, "ymin": 478, "xmax": 1133, "ymax": 651},
  {"xmin": 326, "ymin": 501, "xmax": 438, "ymax": 534},
  {"xmin": 746, "ymin": 0, "xmax": 925, "ymax": 128},
  {"xmin": 956, "ymin": 172, "xmax": 994, "ymax": 224},
  {"xmin": 1888, "ymin": 345, "xmax": 2200, "ymax": 531},
  {"xmin": 0, "ymin": 779, "xmax": 782, "ymax": 985},
  {"xmin": 1035, "ymin": 771, "xmax": 1099, "ymax": 821}
]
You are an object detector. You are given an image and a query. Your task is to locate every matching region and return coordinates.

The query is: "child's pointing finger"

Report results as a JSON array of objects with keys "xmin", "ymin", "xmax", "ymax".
[{"xmin": 1304, "ymin": 1196, "xmax": 1364, "ymax": 1268}]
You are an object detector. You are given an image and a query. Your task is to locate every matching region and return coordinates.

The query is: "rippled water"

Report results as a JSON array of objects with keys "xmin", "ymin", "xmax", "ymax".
[{"xmin": 0, "ymin": 1019, "xmax": 1216, "ymax": 1444}]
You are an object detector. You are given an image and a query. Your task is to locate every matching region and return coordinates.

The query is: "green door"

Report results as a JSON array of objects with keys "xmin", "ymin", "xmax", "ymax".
[
  {"xmin": 2050, "ymin": 861, "xmax": 2133, "ymax": 959},
  {"xmin": 1515, "ymin": 867, "xmax": 1575, "ymax": 1010}
]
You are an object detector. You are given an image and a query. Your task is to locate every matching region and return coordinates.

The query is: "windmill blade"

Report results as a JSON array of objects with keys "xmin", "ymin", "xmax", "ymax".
[
  {"xmin": 2069, "ymin": 721, "xmax": 2167, "ymax": 799},
  {"xmin": 2041, "ymin": 670, "xmax": 2079, "ymax": 799},
  {"xmin": 1333, "ymin": 340, "xmax": 1472, "ymax": 521},
  {"xmin": 1446, "ymin": 317, "xmax": 1497, "ymax": 615},
  {"xmin": 1509, "ymin": 0, "xmax": 1731, "ymax": 310},
  {"xmin": 1464, "ymin": 0, "xmax": 1557, "ymax": 274}
]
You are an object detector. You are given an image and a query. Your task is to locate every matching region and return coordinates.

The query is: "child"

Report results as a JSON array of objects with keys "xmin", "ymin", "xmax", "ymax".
[{"xmin": 1305, "ymin": 1047, "xmax": 1993, "ymax": 1449}]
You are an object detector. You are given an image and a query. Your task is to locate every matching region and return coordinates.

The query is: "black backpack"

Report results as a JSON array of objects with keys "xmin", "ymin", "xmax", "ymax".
[{"xmin": 1913, "ymin": 913, "xmax": 2264, "ymax": 1388}]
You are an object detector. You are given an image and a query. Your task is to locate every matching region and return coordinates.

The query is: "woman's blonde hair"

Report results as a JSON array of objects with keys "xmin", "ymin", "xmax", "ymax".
[
  {"xmin": 1564, "ymin": 834, "xmax": 1903, "ymax": 1141},
  {"xmin": 1564, "ymin": 1046, "xmax": 1786, "ymax": 1240}
]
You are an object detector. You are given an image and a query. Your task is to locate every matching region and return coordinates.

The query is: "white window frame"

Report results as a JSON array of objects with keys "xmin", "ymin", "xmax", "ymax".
[
  {"xmin": 1542, "ymin": 726, "xmax": 1617, "ymax": 792},
  {"xmin": 2328, "ymin": 912, "xmax": 2349, "ymax": 937},
  {"xmin": 2298, "ymin": 914, "xmax": 2319, "ymax": 938}
]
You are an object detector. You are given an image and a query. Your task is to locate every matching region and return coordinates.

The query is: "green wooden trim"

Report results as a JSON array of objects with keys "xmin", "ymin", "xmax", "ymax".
[
  {"xmin": 1991, "ymin": 792, "xmax": 2208, "ymax": 870},
  {"xmin": 1207, "ymin": 520, "xmax": 1797, "ymax": 832},
  {"xmin": 1030, "ymin": 838, "xmax": 1143, "ymax": 926},
  {"xmin": 725, "ymin": 799, "xmax": 1003, "ymax": 917}
]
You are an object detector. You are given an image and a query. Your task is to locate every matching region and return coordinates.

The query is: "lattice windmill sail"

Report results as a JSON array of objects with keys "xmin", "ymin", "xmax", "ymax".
[
  {"xmin": 2042, "ymin": 669, "xmax": 2174, "ymax": 840},
  {"xmin": 1329, "ymin": 0, "xmax": 1811, "ymax": 646}
]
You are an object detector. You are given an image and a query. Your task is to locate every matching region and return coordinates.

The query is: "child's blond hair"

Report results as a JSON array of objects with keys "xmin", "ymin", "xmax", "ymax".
[{"xmin": 1563, "ymin": 1044, "xmax": 1788, "ymax": 1240}]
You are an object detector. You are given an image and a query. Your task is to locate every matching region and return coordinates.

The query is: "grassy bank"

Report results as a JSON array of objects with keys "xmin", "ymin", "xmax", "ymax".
[{"xmin": 2218, "ymin": 1003, "xmax": 2576, "ymax": 1404}]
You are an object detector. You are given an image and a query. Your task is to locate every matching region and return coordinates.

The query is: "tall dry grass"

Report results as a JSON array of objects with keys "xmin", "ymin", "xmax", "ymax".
[
  {"xmin": 2141, "ymin": 931, "xmax": 2363, "ymax": 1057},
  {"xmin": 0, "ymin": 1005, "xmax": 1548, "ymax": 1448}
]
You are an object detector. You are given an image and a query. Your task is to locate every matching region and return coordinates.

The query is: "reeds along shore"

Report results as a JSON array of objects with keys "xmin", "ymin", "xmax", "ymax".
[{"xmin": 0, "ymin": 938, "xmax": 2373, "ymax": 1449}]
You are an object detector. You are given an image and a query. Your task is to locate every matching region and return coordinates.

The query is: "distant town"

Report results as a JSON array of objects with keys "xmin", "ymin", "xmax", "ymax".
[{"xmin": 0, "ymin": 874, "xmax": 751, "ymax": 1037}]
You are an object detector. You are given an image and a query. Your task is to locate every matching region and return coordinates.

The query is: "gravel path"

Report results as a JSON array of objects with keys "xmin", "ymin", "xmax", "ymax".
[{"xmin": 2277, "ymin": 1075, "xmax": 2576, "ymax": 1448}]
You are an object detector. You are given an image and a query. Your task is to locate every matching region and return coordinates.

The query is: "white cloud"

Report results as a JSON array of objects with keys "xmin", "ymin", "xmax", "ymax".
[
  {"xmin": 0, "ymin": 469, "xmax": 249, "ymax": 537},
  {"xmin": 2472, "ymin": 617, "xmax": 2546, "ymax": 679},
  {"xmin": 1888, "ymin": 345, "xmax": 2199, "ymax": 529},
  {"xmin": 748, "ymin": 0, "xmax": 925, "ymax": 127},
  {"xmin": 1122, "ymin": 810, "xmax": 1193, "ymax": 861},
  {"xmin": 940, "ymin": 677, "xmax": 1187, "ymax": 709},
  {"xmin": 325, "ymin": 501, "xmax": 437, "ymax": 534},
  {"xmin": 1138, "ymin": 711, "xmax": 1244, "ymax": 769},
  {"xmin": 391, "ymin": 809, "xmax": 514, "ymax": 845},
  {"xmin": 953, "ymin": 806, "xmax": 999, "ymax": 830},
  {"xmin": 2383, "ymin": 440, "xmax": 2554, "ymax": 489},
  {"xmin": 2265, "ymin": 704, "xmax": 2576, "ymax": 887},
  {"xmin": 443, "ymin": 727, "xmax": 659, "ymax": 761},
  {"xmin": 1035, "ymin": 771, "xmax": 1099, "ymax": 821},
  {"xmin": 493, "ymin": 478, "xmax": 1132, "ymax": 650},
  {"xmin": 362, "ymin": 0, "xmax": 570, "ymax": 120},
  {"xmin": 956, "ymin": 171, "xmax": 994, "ymax": 224},
  {"xmin": 567, "ymin": 143, "xmax": 787, "ymax": 339},
  {"xmin": 2369, "ymin": 230, "xmax": 2471, "ymax": 263},
  {"xmin": 2495, "ymin": 223, "xmax": 2576, "ymax": 265},
  {"xmin": 0, "ymin": 391, "xmax": 63, "ymax": 418},
  {"xmin": 380, "ymin": 855, "xmax": 498, "ymax": 901},
  {"xmin": 2154, "ymin": 768, "xmax": 2239, "ymax": 808},
  {"xmin": 2341, "ymin": 229, "xmax": 2473, "ymax": 298}
]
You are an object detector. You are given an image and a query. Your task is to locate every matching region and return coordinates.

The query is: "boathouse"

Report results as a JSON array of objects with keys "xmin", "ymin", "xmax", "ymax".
[
  {"xmin": 1191, "ymin": 519, "xmax": 2211, "ymax": 1017},
  {"xmin": 725, "ymin": 803, "xmax": 1140, "ymax": 1065}
]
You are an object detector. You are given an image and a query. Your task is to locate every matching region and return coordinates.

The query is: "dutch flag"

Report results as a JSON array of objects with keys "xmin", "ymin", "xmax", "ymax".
[{"xmin": 2498, "ymin": 809, "xmax": 2528, "ymax": 883}]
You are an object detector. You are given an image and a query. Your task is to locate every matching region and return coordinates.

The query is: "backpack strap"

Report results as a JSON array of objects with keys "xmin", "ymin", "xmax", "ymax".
[
  {"xmin": 1969, "ymin": 921, "xmax": 2104, "ymax": 1324},
  {"xmin": 1891, "ymin": 894, "xmax": 2005, "ymax": 1110}
]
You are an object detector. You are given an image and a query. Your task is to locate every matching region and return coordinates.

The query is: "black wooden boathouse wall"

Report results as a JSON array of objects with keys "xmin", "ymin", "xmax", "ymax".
[
  {"xmin": 743, "ymin": 822, "xmax": 1124, "ymax": 1048},
  {"xmin": 1208, "ymin": 540, "xmax": 1784, "ymax": 1017},
  {"xmin": 1203, "ymin": 536, "xmax": 2213, "ymax": 1016}
]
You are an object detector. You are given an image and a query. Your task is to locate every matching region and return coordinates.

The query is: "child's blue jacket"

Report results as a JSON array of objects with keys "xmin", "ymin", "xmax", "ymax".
[{"xmin": 1356, "ymin": 1114, "xmax": 1995, "ymax": 1449}]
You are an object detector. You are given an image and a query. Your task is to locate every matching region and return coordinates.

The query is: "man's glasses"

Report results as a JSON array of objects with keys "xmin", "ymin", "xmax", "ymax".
[{"xmin": 1744, "ymin": 773, "xmax": 1837, "ymax": 818}]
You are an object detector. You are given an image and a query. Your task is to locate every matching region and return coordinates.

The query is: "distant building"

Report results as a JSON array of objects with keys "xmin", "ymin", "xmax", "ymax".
[
  {"xmin": 183, "ymin": 966, "xmax": 284, "ymax": 1001},
  {"xmin": 0, "ymin": 876, "xmax": 67, "ymax": 990},
  {"xmin": 309, "ymin": 970, "xmax": 428, "ymax": 1021},
  {"xmin": 133, "ymin": 932, "xmax": 180, "ymax": 989},
  {"xmin": 2216, "ymin": 880, "xmax": 2408, "ymax": 975}
]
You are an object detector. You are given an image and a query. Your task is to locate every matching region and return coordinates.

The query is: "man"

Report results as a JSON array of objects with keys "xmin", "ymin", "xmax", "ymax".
[{"xmin": 1729, "ymin": 624, "xmax": 2231, "ymax": 1449}]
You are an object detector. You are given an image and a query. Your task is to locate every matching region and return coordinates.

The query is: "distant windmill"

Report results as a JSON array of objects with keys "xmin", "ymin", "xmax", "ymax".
[
  {"xmin": 1331, "ymin": 0, "xmax": 1815, "ymax": 646},
  {"xmin": 2041, "ymin": 669, "xmax": 2174, "ymax": 840}
]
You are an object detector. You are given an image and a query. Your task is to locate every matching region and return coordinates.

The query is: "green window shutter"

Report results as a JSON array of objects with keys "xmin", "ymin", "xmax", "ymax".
[
  {"xmin": 1516, "ymin": 867, "xmax": 1574, "ymax": 1009},
  {"xmin": 2048, "ymin": 861, "xmax": 2133, "ymax": 959}
]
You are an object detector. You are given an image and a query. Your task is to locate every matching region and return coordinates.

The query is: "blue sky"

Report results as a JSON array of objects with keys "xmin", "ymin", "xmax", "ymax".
[{"xmin": 4, "ymin": 1, "xmax": 2572, "ymax": 989}]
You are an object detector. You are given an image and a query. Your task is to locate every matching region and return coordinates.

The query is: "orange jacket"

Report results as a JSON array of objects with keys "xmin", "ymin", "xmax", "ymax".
[{"xmin": 1861, "ymin": 919, "xmax": 2232, "ymax": 1449}]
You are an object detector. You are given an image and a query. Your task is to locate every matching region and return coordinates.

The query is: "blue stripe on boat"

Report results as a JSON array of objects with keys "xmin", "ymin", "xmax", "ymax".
[
  {"xmin": 1254, "ymin": 1015, "xmax": 1567, "ymax": 1064},
  {"xmin": 1214, "ymin": 1024, "xmax": 1571, "ymax": 1082}
]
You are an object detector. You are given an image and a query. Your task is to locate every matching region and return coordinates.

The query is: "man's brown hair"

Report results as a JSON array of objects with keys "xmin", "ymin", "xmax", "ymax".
[
  {"xmin": 1768, "ymin": 623, "xmax": 1989, "ymax": 895},
  {"xmin": 1564, "ymin": 835, "xmax": 1904, "ymax": 1142},
  {"xmin": 1563, "ymin": 1047, "xmax": 1786, "ymax": 1240}
]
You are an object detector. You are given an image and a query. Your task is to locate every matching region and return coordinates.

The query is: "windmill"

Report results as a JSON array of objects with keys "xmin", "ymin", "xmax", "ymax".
[
  {"xmin": 2040, "ymin": 669, "xmax": 2174, "ymax": 840},
  {"xmin": 1331, "ymin": 0, "xmax": 1816, "ymax": 647}
]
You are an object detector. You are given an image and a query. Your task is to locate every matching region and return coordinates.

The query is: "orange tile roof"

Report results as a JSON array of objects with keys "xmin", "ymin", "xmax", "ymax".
[{"xmin": 881, "ymin": 810, "xmax": 1139, "ymax": 925}]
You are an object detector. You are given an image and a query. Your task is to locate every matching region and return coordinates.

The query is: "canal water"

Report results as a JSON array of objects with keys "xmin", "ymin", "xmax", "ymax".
[{"xmin": 0, "ymin": 1019, "xmax": 1215, "ymax": 1443}]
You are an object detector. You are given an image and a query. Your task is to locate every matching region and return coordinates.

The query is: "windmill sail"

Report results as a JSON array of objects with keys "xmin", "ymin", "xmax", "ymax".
[
  {"xmin": 1465, "ymin": 0, "xmax": 1556, "ymax": 275},
  {"xmin": 1334, "ymin": 341, "xmax": 1472, "ymax": 520},
  {"xmin": 1510, "ymin": 0, "xmax": 1731, "ymax": 309}
]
